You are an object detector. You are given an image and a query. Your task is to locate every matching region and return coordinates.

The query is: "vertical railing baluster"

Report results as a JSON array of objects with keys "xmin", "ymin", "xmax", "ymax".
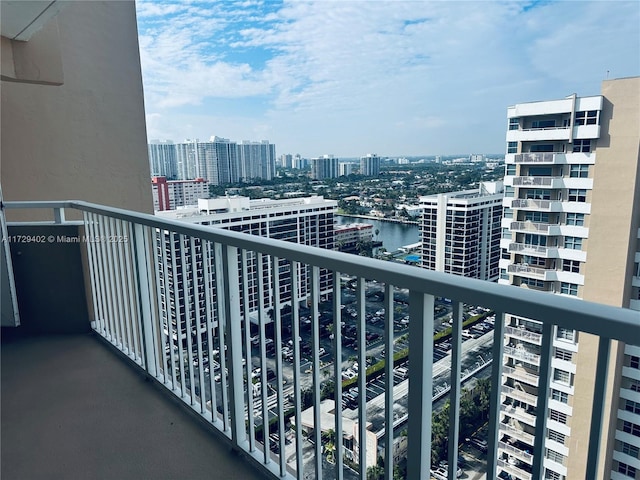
[
  {"xmin": 154, "ymin": 229, "xmax": 170, "ymax": 384},
  {"xmin": 192, "ymin": 237, "xmax": 206, "ymax": 413},
  {"xmin": 175, "ymin": 234, "xmax": 187, "ymax": 397},
  {"xmin": 272, "ymin": 256, "xmax": 287, "ymax": 477},
  {"xmin": 333, "ymin": 271, "xmax": 344, "ymax": 480},
  {"xmin": 487, "ymin": 311, "xmax": 506, "ymax": 480},
  {"xmin": 531, "ymin": 321, "xmax": 554, "ymax": 478},
  {"xmin": 241, "ymin": 250, "xmax": 256, "ymax": 451},
  {"xmin": 182, "ymin": 236, "xmax": 196, "ymax": 405},
  {"xmin": 291, "ymin": 261, "xmax": 304, "ymax": 479},
  {"xmin": 383, "ymin": 283, "xmax": 394, "ymax": 480},
  {"xmin": 202, "ymin": 240, "xmax": 219, "ymax": 425},
  {"xmin": 356, "ymin": 277, "xmax": 367, "ymax": 475},
  {"xmin": 133, "ymin": 223, "xmax": 157, "ymax": 377},
  {"xmin": 214, "ymin": 242, "xmax": 230, "ymax": 432},
  {"xmin": 586, "ymin": 336, "xmax": 612, "ymax": 478},
  {"xmin": 311, "ymin": 265, "xmax": 322, "ymax": 480},
  {"xmin": 101, "ymin": 216, "xmax": 119, "ymax": 344},
  {"xmin": 257, "ymin": 252, "xmax": 270, "ymax": 461},
  {"xmin": 116, "ymin": 220, "xmax": 134, "ymax": 358},
  {"xmin": 164, "ymin": 232, "xmax": 178, "ymax": 390},
  {"xmin": 110, "ymin": 217, "xmax": 127, "ymax": 349},
  {"xmin": 83, "ymin": 212, "xmax": 103, "ymax": 335},
  {"xmin": 406, "ymin": 291, "xmax": 434, "ymax": 480},
  {"xmin": 222, "ymin": 244, "xmax": 247, "ymax": 450},
  {"xmin": 447, "ymin": 301, "xmax": 463, "ymax": 480}
]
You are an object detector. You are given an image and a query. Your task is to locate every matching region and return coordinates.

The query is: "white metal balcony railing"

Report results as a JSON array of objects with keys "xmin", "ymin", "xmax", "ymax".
[
  {"xmin": 510, "ymin": 221, "xmax": 552, "ymax": 234},
  {"xmin": 501, "ymin": 384, "xmax": 538, "ymax": 407},
  {"xmin": 500, "ymin": 404, "xmax": 537, "ymax": 428},
  {"xmin": 511, "ymin": 198, "xmax": 553, "ymax": 211},
  {"xmin": 497, "ymin": 457, "xmax": 533, "ymax": 480},
  {"xmin": 512, "ymin": 176, "xmax": 557, "ymax": 187},
  {"xmin": 498, "ymin": 439, "xmax": 534, "ymax": 464},
  {"xmin": 4, "ymin": 200, "xmax": 640, "ymax": 480},
  {"xmin": 502, "ymin": 365, "xmax": 540, "ymax": 387},
  {"xmin": 513, "ymin": 153, "xmax": 557, "ymax": 163},
  {"xmin": 504, "ymin": 325, "xmax": 544, "ymax": 345},
  {"xmin": 501, "ymin": 422, "xmax": 536, "ymax": 446},
  {"xmin": 504, "ymin": 345, "xmax": 542, "ymax": 366}
]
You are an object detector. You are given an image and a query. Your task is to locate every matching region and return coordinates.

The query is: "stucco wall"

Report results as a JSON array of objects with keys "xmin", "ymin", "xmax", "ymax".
[{"xmin": 1, "ymin": 1, "xmax": 152, "ymax": 216}]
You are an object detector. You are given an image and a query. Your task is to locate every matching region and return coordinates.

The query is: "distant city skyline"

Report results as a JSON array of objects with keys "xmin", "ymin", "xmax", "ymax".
[{"xmin": 136, "ymin": 1, "xmax": 640, "ymax": 157}]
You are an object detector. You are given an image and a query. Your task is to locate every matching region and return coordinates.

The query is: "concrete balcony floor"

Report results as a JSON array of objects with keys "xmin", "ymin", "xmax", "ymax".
[{"xmin": 1, "ymin": 332, "xmax": 265, "ymax": 480}]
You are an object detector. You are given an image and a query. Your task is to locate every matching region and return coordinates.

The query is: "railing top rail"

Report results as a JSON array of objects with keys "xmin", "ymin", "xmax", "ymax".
[{"xmin": 4, "ymin": 200, "xmax": 640, "ymax": 344}]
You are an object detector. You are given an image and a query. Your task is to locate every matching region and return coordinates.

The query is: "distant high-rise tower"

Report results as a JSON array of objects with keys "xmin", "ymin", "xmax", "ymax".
[
  {"xmin": 497, "ymin": 77, "xmax": 640, "ymax": 480},
  {"xmin": 360, "ymin": 153, "xmax": 380, "ymax": 177},
  {"xmin": 420, "ymin": 181, "xmax": 503, "ymax": 281},
  {"xmin": 311, "ymin": 155, "xmax": 339, "ymax": 180},
  {"xmin": 175, "ymin": 140, "xmax": 199, "ymax": 180},
  {"xmin": 148, "ymin": 140, "xmax": 178, "ymax": 179},
  {"xmin": 238, "ymin": 140, "xmax": 276, "ymax": 182},
  {"xmin": 339, "ymin": 162, "xmax": 353, "ymax": 176}
]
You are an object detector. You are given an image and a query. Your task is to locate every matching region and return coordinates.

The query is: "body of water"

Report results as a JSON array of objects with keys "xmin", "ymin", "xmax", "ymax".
[{"xmin": 335, "ymin": 215, "xmax": 420, "ymax": 253}]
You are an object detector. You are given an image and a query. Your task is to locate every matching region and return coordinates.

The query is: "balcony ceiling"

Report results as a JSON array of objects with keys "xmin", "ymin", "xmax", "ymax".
[{"xmin": 0, "ymin": 0, "xmax": 65, "ymax": 41}]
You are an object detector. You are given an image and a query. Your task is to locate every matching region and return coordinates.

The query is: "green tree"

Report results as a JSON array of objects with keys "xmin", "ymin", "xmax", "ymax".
[{"xmin": 367, "ymin": 465, "xmax": 384, "ymax": 480}]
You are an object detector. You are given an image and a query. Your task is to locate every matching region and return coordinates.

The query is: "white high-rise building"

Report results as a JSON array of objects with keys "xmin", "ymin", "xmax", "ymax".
[
  {"xmin": 498, "ymin": 77, "xmax": 640, "ymax": 480},
  {"xmin": 156, "ymin": 195, "xmax": 337, "ymax": 330},
  {"xmin": 311, "ymin": 155, "xmax": 339, "ymax": 179},
  {"xmin": 148, "ymin": 140, "xmax": 178, "ymax": 179},
  {"xmin": 419, "ymin": 181, "xmax": 503, "ymax": 281},
  {"xmin": 360, "ymin": 154, "xmax": 380, "ymax": 177},
  {"xmin": 238, "ymin": 140, "xmax": 276, "ymax": 182}
]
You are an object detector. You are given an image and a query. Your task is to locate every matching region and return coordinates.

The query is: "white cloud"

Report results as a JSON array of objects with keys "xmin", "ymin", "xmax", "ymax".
[{"xmin": 137, "ymin": 1, "xmax": 640, "ymax": 156}]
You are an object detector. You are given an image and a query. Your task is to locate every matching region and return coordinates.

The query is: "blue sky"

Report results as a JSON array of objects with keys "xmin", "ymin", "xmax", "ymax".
[{"xmin": 136, "ymin": 0, "xmax": 640, "ymax": 157}]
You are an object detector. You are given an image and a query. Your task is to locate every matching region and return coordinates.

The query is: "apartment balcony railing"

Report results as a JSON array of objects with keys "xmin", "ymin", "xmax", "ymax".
[
  {"xmin": 511, "ymin": 198, "xmax": 554, "ymax": 211},
  {"xmin": 512, "ymin": 176, "xmax": 558, "ymax": 187},
  {"xmin": 498, "ymin": 440, "xmax": 534, "ymax": 465},
  {"xmin": 510, "ymin": 221, "xmax": 556, "ymax": 234},
  {"xmin": 4, "ymin": 200, "xmax": 639, "ymax": 480},
  {"xmin": 502, "ymin": 365, "xmax": 540, "ymax": 387},
  {"xmin": 500, "ymin": 422, "xmax": 536, "ymax": 446},
  {"xmin": 504, "ymin": 325, "xmax": 544, "ymax": 345},
  {"xmin": 504, "ymin": 345, "xmax": 542, "ymax": 366},
  {"xmin": 497, "ymin": 457, "xmax": 533, "ymax": 480},
  {"xmin": 500, "ymin": 404, "xmax": 537, "ymax": 427},
  {"xmin": 508, "ymin": 243, "xmax": 559, "ymax": 259},
  {"xmin": 513, "ymin": 153, "xmax": 557, "ymax": 163},
  {"xmin": 501, "ymin": 384, "xmax": 538, "ymax": 407}
]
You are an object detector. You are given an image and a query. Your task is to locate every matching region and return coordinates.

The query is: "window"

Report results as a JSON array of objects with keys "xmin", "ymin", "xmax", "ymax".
[
  {"xmin": 574, "ymin": 110, "xmax": 598, "ymax": 126},
  {"xmin": 524, "ymin": 211, "xmax": 549, "ymax": 222},
  {"xmin": 531, "ymin": 143, "xmax": 555, "ymax": 152},
  {"xmin": 566, "ymin": 213, "xmax": 585, "ymax": 226},
  {"xmin": 568, "ymin": 189, "xmax": 587, "ymax": 202},
  {"xmin": 525, "ymin": 233, "xmax": 547, "ymax": 246},
  {"xmin": 520, "ymin": 277, "xmax": 545, "ymax": 289},
  {"xmin": 621, "ymin": 441, "xmax": 640, "ymax": 459},
  {"xmin": 505, "ymin": 186, "xmax": 515, "ymax": 198},
  {"xmin": 506, "ymin": 164, "xmax": 516, "ymax": 176},
  {"xmin": 548, "ymin": 430, "xmax": 566, "ymax": 445},
  {"xmin": 552, "ymin": 389, "xmax": 569, "ymax": 404},
  {"xmin": 562, "ymin": 260, "xmax": 580, "ymax": 273},
  {"xmin": 564, "ymin": 236, "xmax": 583, "ymax": 250},
  {"xmin": 525, "ymin": 189, "xmax": 551, "ymax": 200},
  {"xmin": 502, "ymin": 227, "xmax": 512, "ymax": 240},
  {"xmin": 557, "ymin": 327, "xmax": 575, "ymax": 341},
  {"xmin": 572, "ymin": 139, "xmax": 591, "ymax": 153},
  {"xmin": 507, "ymin": 142, "xmax": 518, "ymax": 154},
  {"xmin": 625, "ymin": 399, "xmax": 640, "ymax": 415},
  {"xmin": 509, "ymin": 118, "xmax": 519, "ymax": 130},
  {"xmin": 555, "ymin": 348, "xmax": 573, "ymax": 362},
  {"xmin": 532, "ymin": 119, "xmax": 557, "ymax": 129},
  {"xmin": 560, "ymin": 282, "xmax": 579, "ymax": 296},
  {"xmin": 623, "ymin": 421, "xmax": 640, "ymax": 437},
  {"xmin": 569, "ymin": 164, "xmax": 589, "ymax": 178},
  {"xmin": 617, "ymin": 460, "xmax": 637, "ymax": 477},
  {"xmin": 630, "ymin": 356, "xmax": 640, "ymax": 369},
  {"xmin": 546, "ymin": 449, "xmax": 565, "ymax": 465},
  {"xmin": 553, "ymin": 368, "xmax": 571, "ymax": 385},
  {"xmin": 550, "ymin": 409, "xmax": 568, "ymax": 424},
  {"xmin": 503, "ymin": 207, "xmax": 513, "ymax": 219},
  {"xmin": 544, "ymin": 470, "xmax": 562, "ymax": 480}
]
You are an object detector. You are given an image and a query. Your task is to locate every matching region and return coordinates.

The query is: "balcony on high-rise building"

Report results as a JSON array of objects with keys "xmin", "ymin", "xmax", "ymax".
[{"xmin": 2, "ymin": 200, "xmax": 638, "ymax": 480}]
